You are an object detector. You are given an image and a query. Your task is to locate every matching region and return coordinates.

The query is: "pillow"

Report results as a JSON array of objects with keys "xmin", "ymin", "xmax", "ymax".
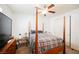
[
  {"xmin": 31, "ymin": 30, "xmax": 43, "ymax": 34},
  {"xmin": 31, "ymin": 30, "xmax": 36, "ymax": 34},
  {"xmin": 38, "ymin": 31, "xmax": 43, "ymax": 33}
]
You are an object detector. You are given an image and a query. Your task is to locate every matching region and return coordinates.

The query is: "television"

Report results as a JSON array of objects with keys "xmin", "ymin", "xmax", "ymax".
[{"xmin": 0, "ymin": 12, "xmax": 12, "ymax": 48}]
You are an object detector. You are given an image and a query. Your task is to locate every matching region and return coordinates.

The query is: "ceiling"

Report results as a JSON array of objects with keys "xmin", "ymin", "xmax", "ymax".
[{"xmin": 7, "ymin": 4, "xmax": 79, "ymax": 16}]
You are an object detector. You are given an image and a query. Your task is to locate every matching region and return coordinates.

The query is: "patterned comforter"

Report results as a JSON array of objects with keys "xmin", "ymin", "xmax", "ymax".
[{"xmin": 29, "ymin": 33, "xmax": 63, "ymax": 53}]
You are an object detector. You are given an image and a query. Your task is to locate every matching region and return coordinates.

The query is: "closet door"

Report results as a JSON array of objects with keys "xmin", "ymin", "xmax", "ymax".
[{"xmin": 71, "ymin": 12, "xmax": 79, "ymax": 51}]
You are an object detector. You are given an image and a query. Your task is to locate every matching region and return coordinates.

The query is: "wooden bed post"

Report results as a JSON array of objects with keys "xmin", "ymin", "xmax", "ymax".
[
  {"xmin": 35, "ymin": 7, "xmax": 39, "ymax": 54},
  {"xmin": 63, "ymin": 16, "xmax": 66, "ymax": 54}
]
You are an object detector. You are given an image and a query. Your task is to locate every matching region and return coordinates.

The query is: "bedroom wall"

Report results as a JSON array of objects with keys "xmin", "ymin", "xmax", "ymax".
[
  {"xmin": 12, "ymin": 14, "xmax": 48, "ymax": 38},
  {"xmin": 0, "ymin": 5, "xmax": 13, "ymax": 19},
  {"xmin": 12, "ymin": 14, "xmax": 35, "ymax": 38}
]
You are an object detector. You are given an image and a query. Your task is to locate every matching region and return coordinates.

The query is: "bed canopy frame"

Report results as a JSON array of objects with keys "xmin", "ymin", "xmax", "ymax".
[{"xmin": 29, "ymin": 5, "xmax": 66, "ymax": 54}]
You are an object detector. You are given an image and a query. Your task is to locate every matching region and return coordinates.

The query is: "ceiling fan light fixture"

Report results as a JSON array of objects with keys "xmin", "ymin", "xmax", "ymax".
[
  {"xmin": 41, "ymin": 8, "xmax": 47, "ymax": 15},
  {"xmin": 42, "ymin": 10, "xmax": 46, "ymax": 14},
  {"xmin": 36, "ymin": 4, "xmax": 55, "ymax": 15},
  {"xmin": 44, "ymin": 14, "xmax": 46, "ymax": 16}
]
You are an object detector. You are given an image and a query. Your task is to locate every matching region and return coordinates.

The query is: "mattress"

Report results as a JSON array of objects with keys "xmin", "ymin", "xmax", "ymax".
[{"xmin": 29, "ymin": 33, "xmax": 63, "ymax": 53}]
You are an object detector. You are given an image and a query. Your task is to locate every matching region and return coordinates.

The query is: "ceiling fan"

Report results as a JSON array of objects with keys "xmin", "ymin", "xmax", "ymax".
[{"xmin": 36, "ymin": 4, "xmax": 55, "ymax": 16}]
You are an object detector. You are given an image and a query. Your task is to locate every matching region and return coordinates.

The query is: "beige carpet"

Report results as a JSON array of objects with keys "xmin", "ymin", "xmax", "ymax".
[
  {"xmin": 16, "ymin": 46, "xmax": 32, "ymax": 54},
  {"xmin": 66, "ymin": 47, "xmax": 79, "ymax": 54},
  {"xmin": 16, "ymin": 38, "xmax": 31, "ymax": 54}
]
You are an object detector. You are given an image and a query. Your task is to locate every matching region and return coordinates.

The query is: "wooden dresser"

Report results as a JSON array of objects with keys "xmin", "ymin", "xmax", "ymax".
[{"xmin": 0, "ymin": 38, "xmax": 16, "ymax": 54}]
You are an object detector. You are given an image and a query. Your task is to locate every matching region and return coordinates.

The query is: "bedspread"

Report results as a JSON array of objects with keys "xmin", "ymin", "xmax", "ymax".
[{"xmin": 29, "ymin": 33, "xmax": 63, "ymax": 53}]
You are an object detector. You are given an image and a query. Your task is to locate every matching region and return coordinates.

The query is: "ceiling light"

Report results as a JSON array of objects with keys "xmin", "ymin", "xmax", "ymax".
[
  {"xmin": 42, "ymin": 8, "xmax": 47, "ymax": 15},
  {"xmin": 42, "ymin": 10, "xmax": 47, "ymax": 14}
]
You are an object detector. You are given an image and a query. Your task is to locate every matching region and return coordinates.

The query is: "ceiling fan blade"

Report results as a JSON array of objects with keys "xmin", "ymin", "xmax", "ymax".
[
  {"xmin": 48, "ymin": 11, "xmax": 55, "ymax": 13},
  {"xmin": 48, "ymin": 4, "xmax": 55, "ymax": 9}
]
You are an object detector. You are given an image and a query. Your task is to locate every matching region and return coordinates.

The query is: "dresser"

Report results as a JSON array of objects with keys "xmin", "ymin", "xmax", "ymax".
[{"xmin": 0, "ymin": 37, "xmax": 16, "ymax": 54}]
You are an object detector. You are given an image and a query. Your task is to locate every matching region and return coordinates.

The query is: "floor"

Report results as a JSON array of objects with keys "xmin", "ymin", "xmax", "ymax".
[
  {"xmin": 66, "ymin": 47, "xmax": 79, "ymax": 54},
  {"xmin": 16, "ymin": 46, "xmax": 32, "ymax": 54},
  {"xmin": 16, "ymin": 39, "xmax": 32, "ymax": 54},
  {"xmin": 16, "ymin": 45, "xmax": 79, "ymax": 54}
]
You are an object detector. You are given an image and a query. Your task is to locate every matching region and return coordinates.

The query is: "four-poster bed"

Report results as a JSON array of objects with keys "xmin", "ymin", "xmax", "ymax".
[{"xmin": 28, "ymin": 4, "xmax": 66, "ymax": 54}]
